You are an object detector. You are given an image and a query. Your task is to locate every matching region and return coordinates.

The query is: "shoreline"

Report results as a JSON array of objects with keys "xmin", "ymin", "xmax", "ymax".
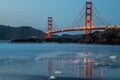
[{"xmin": 10, "ymin": 28, "xmax": 120, "ymax": 45}]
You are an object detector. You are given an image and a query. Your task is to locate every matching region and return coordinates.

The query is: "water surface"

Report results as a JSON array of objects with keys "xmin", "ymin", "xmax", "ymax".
[{"xmin": 0, "ymin": 41, "xmax": 120, "ymax": 80}]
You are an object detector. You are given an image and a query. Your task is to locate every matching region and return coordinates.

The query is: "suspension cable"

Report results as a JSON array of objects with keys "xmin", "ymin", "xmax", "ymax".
[
  {"xmin": 93, "ymin": 4, "xmax": 111, "ymax": 25},
  {"xmin": 68, "ymin": 4, "xmax": 85, "ymax": 28}
]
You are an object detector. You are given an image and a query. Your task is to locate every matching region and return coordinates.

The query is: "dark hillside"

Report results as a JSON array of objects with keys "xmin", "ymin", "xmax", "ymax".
[{"xmin": 0, "ymin": 25, "xmax": 45, "ymax": 40}]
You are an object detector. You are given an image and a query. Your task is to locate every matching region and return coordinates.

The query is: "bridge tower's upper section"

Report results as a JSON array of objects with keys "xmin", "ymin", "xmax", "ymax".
[
  {"xmin": 85, "ymin": 1, "xmax": 92, "ymax": 34},
  {"xmin": 46, "ymin": 17, "xmax": 52, "ymax": 39}
]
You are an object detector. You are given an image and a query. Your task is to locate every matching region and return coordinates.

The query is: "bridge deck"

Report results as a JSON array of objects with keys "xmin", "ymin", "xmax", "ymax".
[
  {"xmin": 51, "ymin": 27, "xmax": 107, "ymax": 33},
  {"xmin": 46, "ymin": 26, "xmax": 120, "ymax": 34}
]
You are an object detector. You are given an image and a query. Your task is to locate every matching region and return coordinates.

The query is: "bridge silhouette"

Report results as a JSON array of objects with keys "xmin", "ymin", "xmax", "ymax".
[{"xmin": 46, "ymin": 1, "xmax": 120, "ymax": 39}]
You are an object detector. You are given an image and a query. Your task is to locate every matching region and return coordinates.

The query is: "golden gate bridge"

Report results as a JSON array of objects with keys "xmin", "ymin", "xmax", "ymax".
[{"xmin": 46, "ymin": 1, "xmax": 120, "ymax": 39}]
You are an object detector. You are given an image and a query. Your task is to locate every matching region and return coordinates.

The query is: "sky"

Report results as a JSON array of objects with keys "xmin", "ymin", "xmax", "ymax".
[{"xmin": 0, "ymin": 0, "xmax": 120, "ymax": 32}]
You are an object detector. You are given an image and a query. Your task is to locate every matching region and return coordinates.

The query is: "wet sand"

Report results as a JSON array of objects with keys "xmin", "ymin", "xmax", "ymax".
[{"xmin": 0, "ymin": 74, "xmax": 119, "ymax": 80}]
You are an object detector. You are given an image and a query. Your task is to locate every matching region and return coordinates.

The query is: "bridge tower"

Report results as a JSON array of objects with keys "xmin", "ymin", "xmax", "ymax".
[
  {"xmin": 46, "ymin": 17, "xmax": 52, "ymax": 39},
  {"xmin": 85, "ymin": 1, "xmax": 92, "ymax": 34}
]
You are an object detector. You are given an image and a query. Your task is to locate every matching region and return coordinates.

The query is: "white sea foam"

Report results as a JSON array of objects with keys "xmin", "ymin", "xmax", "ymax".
[{"xmin": 109, "ymin": 55, "xmax": 117, "ymax": 59}]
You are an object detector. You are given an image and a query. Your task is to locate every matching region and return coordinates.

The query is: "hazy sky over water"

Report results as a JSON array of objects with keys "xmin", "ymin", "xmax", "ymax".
[{"xmin": 0, "ymin": 0, "xmax": 119, "ymax": 32}]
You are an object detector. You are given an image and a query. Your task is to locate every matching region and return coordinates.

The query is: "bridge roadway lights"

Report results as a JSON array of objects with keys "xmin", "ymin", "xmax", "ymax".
[{"xmin": 46, "ymin": 32, "xmax": 52, "ymax": 39}]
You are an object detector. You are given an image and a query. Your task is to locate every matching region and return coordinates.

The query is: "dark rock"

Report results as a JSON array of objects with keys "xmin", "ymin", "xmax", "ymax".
[
  {"xmin": 78, "ymin": 28, "xmax": 120, "ymax": 44},
  {"xmin": 11, "ymin": 37, "xmax": 43, "ymax": 43},
  {"xmin": 44, "ymin": 34, "xmax": 81, "ymax": 43}
]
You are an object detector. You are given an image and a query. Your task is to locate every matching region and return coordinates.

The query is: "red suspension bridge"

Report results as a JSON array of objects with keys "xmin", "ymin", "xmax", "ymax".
[{"xmin": 46, "ymin": 1, "xmax": 120, "ymax": 39}]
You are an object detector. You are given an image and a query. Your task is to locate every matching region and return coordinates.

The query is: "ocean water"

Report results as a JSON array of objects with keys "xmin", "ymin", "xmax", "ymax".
[{"xmin": 0, "ymin": 41, "xmax": 120, "ymax": 80}]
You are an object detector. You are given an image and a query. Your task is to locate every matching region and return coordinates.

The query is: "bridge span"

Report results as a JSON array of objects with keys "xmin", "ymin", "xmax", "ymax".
[
  {"xmin": 46, "ymin": 1, "xmax": 120, "ymax": 39},
  {"xmin": 51, "ymin": 26, "xmax": 107, "ymax": 33}
]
